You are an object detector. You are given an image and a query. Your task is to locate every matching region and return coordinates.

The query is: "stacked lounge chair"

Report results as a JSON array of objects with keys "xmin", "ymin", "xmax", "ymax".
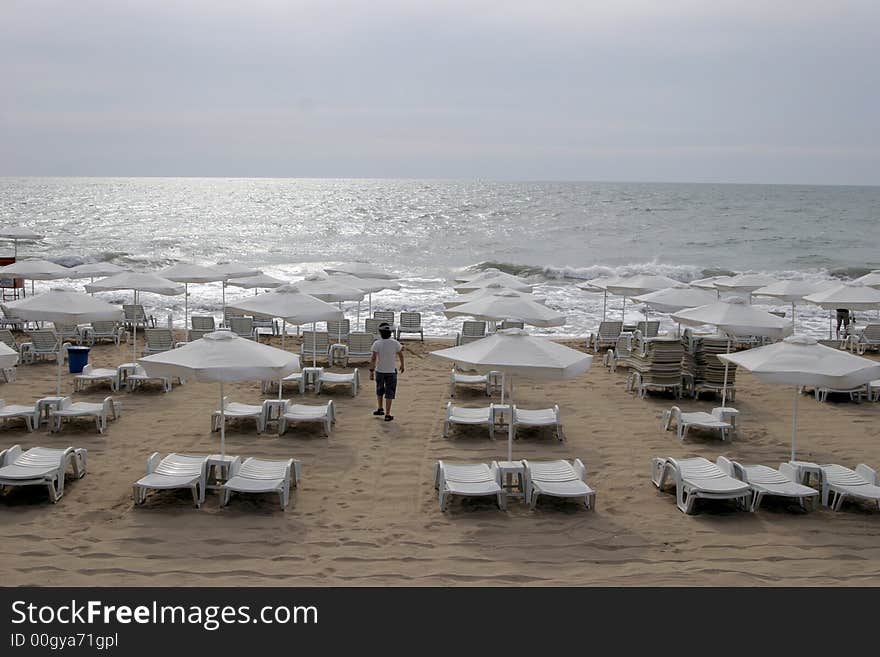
[
  {"xmin": 625, "ymin": 336, "xmax": 683, "ymax": 398},
  {"xmin": 681, "ymin": 332, "xmax": 737, "ymax": 401}
]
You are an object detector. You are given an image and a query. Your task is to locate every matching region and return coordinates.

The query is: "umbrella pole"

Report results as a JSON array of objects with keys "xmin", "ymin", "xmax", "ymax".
[
  {"xmin": 721, "ymin": 337, "xmax": 731, "ymax": 408},
  {"xmin": 792, "ymin": 301, "xmax": 796, "ymax": 329},
  {"xmin": 89, "ymin": 276, "xmax": 94, "ymax": 296},
  {"xmin": 279, "ymin": 320, "xmax": 286, "ymax": 400},
  {"xmin": 132, "ymin": 291, "xmax": 137, "ymax": 363},
  {"xmin": 312, "ymin": 321, "xmax": 317, "ymax": 368},
  {"xmin": 621, "ymin": 296, "xmax": 626, "ymax": 323},
  {"xmin": 184, "ymin": 283, "xmax": 189, "ymax": 332},
  {"xmin": 602, "ymin": 291, "xmax": 607, "ymax": 322},
  {"xmin": 790, "ymin": 386, "xmax": 799, "ymax": 462},
  {"xmin": 56, "ymin": 334, "xmax": 62, "ymax": 396},
  {"xmin": 219, "ymin": 382, "xmax": 226, "ymax": 458},
  {"xmin": 507, "ymin": 375, "xmax": 514, "ymax": 463}
]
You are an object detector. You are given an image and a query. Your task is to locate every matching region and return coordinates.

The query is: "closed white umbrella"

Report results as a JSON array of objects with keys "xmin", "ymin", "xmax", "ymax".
[
  {"xmin": 804, "ymin": 282, "xmax": 880, "ymax": 339},
  {"xmin": 324, "ymin": 263, "xmax": 396, "ymax": 280},
  {"xmin": 752, "ymin": 279, "xmax": 831, "ymax": 326},
  {"xmin": 430, "ymin": 329, "xmax": 592, "ymax": 461},
  {"xmin": 672, "ymin": 297, "xmax": 794, "ymax": 407},
  {"xmin": 0, "ymin": 342, "xmax": 18, "ymax": 369},
  {"xmin": 160, "ymin": 264, "xmax": 226, "ymax": 331},
  {"xmin": 85, "ymin": 272, "xmax": 185, "ymax": 362},
  {"xmin": 444, "ymin": 291, "xmax": 566, "ymax": 328},
  {"xmin": 2, "ymin": 289, "xmax": 123, "ymax": 394},
  {"xmin": 0, "ymin": 258, "xmax": 70, "ymax": 296},
  {"xmin": 444, "ymin": 283, "xmax": 542, "ymax": 309},
  {"xmin": 606, "ymin": 274, "xmax": 681, "ymax": 322},
  {"xmin": 632, "ymin": 284, "xmax": 718, "ymax": 314},
  {"xmin": 209, "ymin": 263, "xmax": 263, "ymax": 311},
  {"xmin": 0, "ymin": 227, "xmax": 43, "ymax": 257},
  {"xmin": 454, "ymin": 272, "xmax": 533, "ymax": 294},
  {"xmin": 719, "ymin": 336, "xmax": 880, "ymax": 460},
  {"xmin": 140, "ymin": 330, "xmax": 300, "ymax": 457},
  {"xmin": 228, "ymin": 284, "xmax": 343, "ymax": 368}
]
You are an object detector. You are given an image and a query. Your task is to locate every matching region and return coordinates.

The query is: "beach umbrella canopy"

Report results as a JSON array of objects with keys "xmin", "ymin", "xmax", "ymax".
[
  {"xmin": 443, "ymin": 283, "xmax": 542, "ymax": 309},
  {"xmin": 454, "ymin": 272, "xmax": 533, "ymax": 294},
  {"xmin": 719, "ymin": 335, "xmax": 880, "ymax": 461},
  {"xmin": 453, "ymin": 267, "xmax": 514, "ymax": 283},
  {"xmin": 323, "ymin": 263, "xmax": 396, "ymax": 279},
  {"xmin": 578, "ymin": 276, "xmax": 624, "ymax": 321},
  {"xmin": 0, "ymin": 258, "xmax": 70, "ymax": 281},
  {"xmin": 0, "ymin": 227, "xmax": 43, "ymax": 257},
  {"xmin": 430, "ymin": 329, "xmax": 592, "ymax": 461},
  {"xmin": 444, "ymin": 291, "xmax": 565, "ymax": 327},
  {"xmin": 293, "ymin": 274, "xmax": 366, "ymax": 302},
  {"xmin": 853, "ymin": 270, "xmax": 880, "ymax": 289},
  {"xmin": 226, "ymin": 273, "xmax": 287, "ymax": 290},
  {"xmin": 327, "ymin": 273, "xmax": 401, "ymax": 294},
  {"xmin": 690, "ymin": 275, "xmax": 734, "ymax": 290},
  {"xmin": 752, "ymin": 279, "xmax": 832, "ymax": 325},
  {"xmin": 671, "ymin": 297, "xmax": 793, "ymax": 339},
  {"xmin": 714, "ymin": 273, "xmax": 779, "ymax": 294},
  {"xmin": 3, "ymin": 289, "xmax": 123, "ymax": 394},
  {"xmin": 803, "ymin": 281, "xmax": 880, "ymax": 310},
  {"xmin": 68, "ymin": 262, "xmax": 128, "ymax": 279},
  {"xmin": 140, "ymin": 330, "xmax": 301, "ymax": 456},
  {"xmin": 86, "ymin": 272, "xmax": 185, "ymax": 361},
  {"xmin": 605, "ymin": 274, "xmax": 681, "ymax": 297},
  {"xmin": 210, "ymin": 263, "xmax": 262, "ymax": 279},
  {"xmin": 632, "ymin": 284, "xmax": 718, "ymax": 314},
  {"xmin": 0, "ymin": 342, "xmax": 18, "ymax": 369}
]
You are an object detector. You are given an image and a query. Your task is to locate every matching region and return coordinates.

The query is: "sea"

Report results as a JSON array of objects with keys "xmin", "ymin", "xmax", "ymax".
[{"xmin": 1, "ymin": 177, "xmax": 878, "ymax": 337}]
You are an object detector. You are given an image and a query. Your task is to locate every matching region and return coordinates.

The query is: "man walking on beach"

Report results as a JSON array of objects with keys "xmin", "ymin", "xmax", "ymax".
[{"xmin": 369, "ymin": 322, "xmax": 405, "ymax": 422}]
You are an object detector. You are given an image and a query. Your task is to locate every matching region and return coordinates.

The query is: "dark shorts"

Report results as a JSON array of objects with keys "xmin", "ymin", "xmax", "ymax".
[{"xmin": 375, "ymin": 371, "xmax": 398, "ymax": 399}]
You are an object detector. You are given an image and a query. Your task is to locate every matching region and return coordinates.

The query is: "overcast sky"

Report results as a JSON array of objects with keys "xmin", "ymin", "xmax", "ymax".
[{"xmin": 1, "ymin": 1, "xmax": 878, "ymax": 184}]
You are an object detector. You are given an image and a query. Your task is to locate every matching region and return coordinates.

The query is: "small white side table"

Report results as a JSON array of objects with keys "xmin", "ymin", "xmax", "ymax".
[
  {"xmin": 492, "ymin": 404, "xmax": 512, "ymax": 437},
  {"xmin": 263, "ymin": 399, "xmax": 290, "ymax": 423},
  {"xmin": 35, "ymin": 396, "xmax": 66, "ymax": 426},
  {"xmin": 329, "ymin": 344, "xmax": 348, "ymax": 367},
  {"xmin": 206, "ymin": 454, "xmax": 238, "ymax": 490},
  {"xmin": 788, "ymin": 460, "xmax": 823, "ymax": 487},
  {"xmin": 302, "ymin": 367, "xmax": 323, "ymax": 392},
  {"xmin": 496, "ymin": 460, "xmax": 525, "ymax": 499},
  {"xmin": 712, "ymin": 406, "xmax": 740, "ymax": 437}
]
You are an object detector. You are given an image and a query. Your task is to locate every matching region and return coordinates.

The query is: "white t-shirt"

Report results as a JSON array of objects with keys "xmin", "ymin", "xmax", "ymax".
[{"xmin": 371, "ymin": 338, "xmax": 402, "ymax": 373}]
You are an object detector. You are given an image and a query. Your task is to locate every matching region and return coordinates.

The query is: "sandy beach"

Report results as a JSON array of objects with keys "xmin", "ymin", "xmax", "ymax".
[{"xmin": 1, "ymin": 333, "xmax": 878, "ymax": 587}]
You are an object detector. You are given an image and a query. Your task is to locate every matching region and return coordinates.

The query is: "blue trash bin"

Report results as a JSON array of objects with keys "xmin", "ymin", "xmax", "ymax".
[{"xmin": 67, "ymin": 346, "xmax": 90, "ymax": 374}]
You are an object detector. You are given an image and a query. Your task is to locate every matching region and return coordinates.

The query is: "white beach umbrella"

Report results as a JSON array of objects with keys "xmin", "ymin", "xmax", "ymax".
[
  {"xmin": 226, "ymin": 273, "xmax": 287, "ymax": 292},
  {"xmin": 3, "ymin": 289, "xmax": 123, "ymax": 395},
  {"xmin": 853, "ymin": 270, "xmax": 880, "ymax": 289},
  {"xmin": 69, "ymin": 263, "xmax": 129, "ymax": 295},
  {"xmin": 605, "ymin": 274, "xmax": 681, "ymax": 322},
  {"xmin": 444, "ymin": 283, "xmax": 542, "ymax": 309},
  {"xmin": 690, "ymin": 275, "xmax": 734, "ymax": 292},
  {"xmin": 453, "ymin": 271, "xmax": 533, "ymax": 294},
  {"xmin": 444, "ymin": 292, "xmax": 566, "ymax": 328},
  {"xmin": 160, "ymin": 264, "xmax": 227, "ymax": 331},
  {"xmin": 752, "ymin": 279, "xmax": 831, "ymax": 325},
  {"xmin": 327, "ymin": 273, "xmax": 402, "ymax": 325},
  {"xmin": 0, "ymin": 258, "xmax": 70, "ymax": 295},
  {"xmin": 714, "ymin": 273, "xmax": 779, "ymax": 301},
  {"xmin": 85, "ymin": 272, "xmax": 185, "ymax": 362},
  {"xmin": 453, "ymin": 267, "xmax": 513, "ymax": 283},
  {"xmin": 632, "ymin": 284, "xmax": 718, "ymax": 314},
  {"xmin": 140, "ymin": 330, "xmax": 300, "ymax": 457},
  {"xmin": 577, "ymin": 276, "xmax": 623, "ymax": 321},
  {"xmin": 0, "ymin": 342, "xmax": 18, "ymax": 370},
  {"xmin": 430, "ymin": 329, "xmax": 592, "ymax": 461},
  {"xmin": 228, "ymin": 284, "xmax": 343, "ymax": 368},
  {"xmin": 323, "ymin": 262, "xmax": 396, "ymax": 280},
  {"xmin": 209, "ymin": 263, "xmax": 263, "ymax": 310},
  {"xmin": 293, "ymin": 274, "xmax": 366, "ymax": 342},
  {"xmin": 672, "ymin": 297, "xmax": 794, "ymax": 406},
  {"xmin": 0, "ymin": 227, "xmax": 43, "ymax": 257},
  {"xmin": 803, "ymin": 282, "xmax": 880, "ymax": 338},
  {"xmin": 719, "ymin": 336, "xmax": 880, "ymax": 461}
]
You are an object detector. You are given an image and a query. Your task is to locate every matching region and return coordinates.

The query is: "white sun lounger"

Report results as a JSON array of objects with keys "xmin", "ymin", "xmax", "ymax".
[
  {"xmin": 716, "ymin": 456, "xmax": 818, "ymax": 511},
  {"xmin": 442, "ymin": 403, "xmax": 495, "ymax": 440},
  {"xmin": 73, "ymin": 364, "xmax": 121, "ymax": 393},
  {"xmin": 662, "ymin": 406, "xmax": 732, "ymax": 442},
  {"xmin": 49, "ymin": 396, "xmax": 120, "ymax": 434},
  {"xmin": 0, "ymin": 400, "xmax": 39, "ymax": 432},
  {"xmin": 212, "ymin": 398, "xmax": 268, "ymax": 434},
  {"xmin": 221, "ymin": 457, "xmax": 302, "ymax": 510},
  {"xmin": 512, "ymin": 405, "xmax": 564, "ymax": 442},
  {"xmin": 522, "ymin": 459, "xmax": 595, "ymax": 509},
  {"xmin": 433, "ymin": 460, "xmax": 505, "ymax": 511},
  {"xmin": 449, "ymin": 368, "xmax": 499, "ymax": 397},
  {"xmin": 651, "ymin": 456, "xmax": 751, "ymax": 514},
  {"xmin": 133, "ymin": 452, "xmax": 208, "ymax": 508},
  {"xmin": 123, "ymin": 363, "xmax": 175, "ymax": 393},
  {"xmin": 819, "ymin": 463, "xmax": 880, "ymax": 511},
  {"xmin": 315, "ymin": 369, "xmax": 359, "ymax": 396},
  {"xmin": 261, "ymin": 371, "xmax": 304, "ymax": 395},
  {"xmin": 277, "ymin": 400, "xmax": 335, "ymax": 437},
  {"xmin": 0, "ymin": 445, "xmax": 87, "ymax": 503}
]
